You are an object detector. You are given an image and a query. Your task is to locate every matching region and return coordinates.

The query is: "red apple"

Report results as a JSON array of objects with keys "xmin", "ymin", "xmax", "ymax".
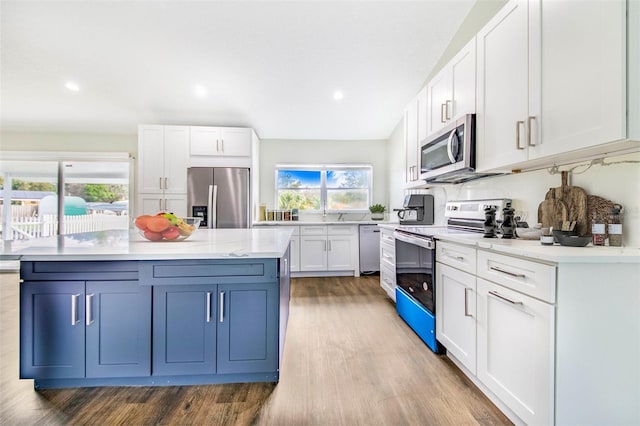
[
  {"xmin": 162, "ymin": 226, "xmax": 180, "ymax": 240},
  {"xmin": 143, "ymin": 230, "xmax": 163, "ymax": 241}
]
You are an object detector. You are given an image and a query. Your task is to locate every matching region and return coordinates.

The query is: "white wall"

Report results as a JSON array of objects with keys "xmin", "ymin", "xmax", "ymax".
[
  {"xmin": 0, "ymin": 131, "xmax": 137, "ymax": 155},
  {"xmin": 258, "ymin": 138, "xmax": 388, "ymax": 220}
]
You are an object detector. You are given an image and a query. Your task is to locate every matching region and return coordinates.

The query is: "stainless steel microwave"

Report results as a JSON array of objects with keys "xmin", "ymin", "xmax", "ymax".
[{"xmin": 419, "ymin": 114, "xmax": 500, "ymax": 184}]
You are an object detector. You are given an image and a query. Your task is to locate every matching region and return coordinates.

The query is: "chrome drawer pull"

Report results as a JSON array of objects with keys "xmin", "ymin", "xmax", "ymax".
[
  {"xmin": 489, "ymin": 266, "xmax": 525, "ymax": 278},
  {"xmin": 488, "ymin": 290, "xmax": 523, "ymax": 306},
  {"xmin": 445, "ymin": 253, "xmax": 465, "ymax": 262}
]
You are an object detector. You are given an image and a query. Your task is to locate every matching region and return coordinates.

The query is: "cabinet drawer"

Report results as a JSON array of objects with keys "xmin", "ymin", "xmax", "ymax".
[
  {"xmin": 380, "ymin": 228, "xmax": 395, "ymax": 246},
  {"xmin": 436, "ymin": 241, "xmax": 476, "ymax": 274},
  {"xmin": 21, "ymin": 261, "xmax": 139, "ymax": 281},
  {"xmin": 380, "ymin": 244, "xmax": 395, "ymax": 269},
  {"xmin": 327, "ymin": 225, "xmax": 356, "ymax": 235},
  {"xmin": 140, "ymin": 259, "xmax": 278, "ymax": 285},
  {"xmin": 300, "ymin": 225, "xmax": 327, "ymax": 236},
  {"xmin": 381, "ymin": 263, "xmax": 396, "ymax": 285},
  {"xmin": 477, "ymin": 250, "xmax": 556, "ymax": 303}
]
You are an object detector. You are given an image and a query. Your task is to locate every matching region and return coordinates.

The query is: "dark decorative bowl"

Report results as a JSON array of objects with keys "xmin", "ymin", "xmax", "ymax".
[
  {"xmin": 557, "ymin": 235, "xmax": 591, "ymax": 247},
  {"xmin": 552, "ymin": 229, "xmax": 577, "ymax": 243}
]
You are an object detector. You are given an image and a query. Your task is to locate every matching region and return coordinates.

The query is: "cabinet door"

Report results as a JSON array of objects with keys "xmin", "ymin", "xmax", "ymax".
[
  {"xmin": 217, "ymin": 283, "xmax": 279, "ymax": 374},
  {"xmin": 435, "ymin": 263, "xmax": 476, "ymax": 374},
  {"xmin": 477, "ymin": 278, "xmax": 554, "ymax": 426},
  {"xmin": 476, "ymin": 0, "xmax": 530, "ymax": 171},
  {"xmin": 327, "ymin": 235, "xmax": 354, "ymax": 271},
  {"xmin": 138, "ymin": 125, "xmax": 166, "ymax": 194},
  {"xmin": 450, "ymin": 37, "xmax": 476, "ymax": 121},
  {"xmin": 220, "ymin": 127, "xmax": 252, "ymax": 157},
  {"xmin": 417, "ymin": 86, "xmax": 428, "ymax": 144},
  {"xmin": 162, "ymin": 126, "xmax": 189, "ymax": 193},
  {"xmin": 153, "ymin": 285, "xmax": 217, "ymax": 376},
  {"xmin": 426, "ymin": 67, "xmax": 451, "ymax": 136},
  {"xmin": 533, "ymin": 0, "xmax": 625, "ymax": 158},
  {"xmin": 289, "ymin": 235, "xmax": 300, "ymax": 272},
  {"xmin": 85, "ymin": 281, "xmax": 151, "ymax": 378},
  {"xmin": 20, "ymin": 281, "xmax": 85, "ymax": 379},
  {"xmin": 300, "ymin": 236, "xmax": 328, "ymax": 271},
  {"xmin": 137, "ymin": 193, "xmax": 187, "ymax": 216},
  {"xmin": 405, "ymin": 98, "xmax": 419, "ymax": 183},
  {"xmin": 190, "ymin": 126, "xmax": 221, "ymax": 156}
]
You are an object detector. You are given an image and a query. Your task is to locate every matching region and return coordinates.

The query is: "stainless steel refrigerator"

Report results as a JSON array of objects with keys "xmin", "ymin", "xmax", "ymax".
[{"xmin": 187, "ymin": 167, "xmax": 250, "ymax": 228}]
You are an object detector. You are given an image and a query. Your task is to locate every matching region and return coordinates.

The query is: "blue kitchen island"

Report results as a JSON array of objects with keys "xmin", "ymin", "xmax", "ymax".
[{"xmin": 2, "ymin": 228, "xmax": 293, "ymax": 389}]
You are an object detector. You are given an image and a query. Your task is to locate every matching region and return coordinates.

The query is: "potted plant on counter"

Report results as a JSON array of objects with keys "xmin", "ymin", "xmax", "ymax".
[{"xmin": 369, "ymin": 204, "xmax": 386, "ymax": 220}]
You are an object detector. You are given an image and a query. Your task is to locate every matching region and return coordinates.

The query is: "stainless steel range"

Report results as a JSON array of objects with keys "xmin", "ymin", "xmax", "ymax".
[{"xmin": 394, "ymin": 199, "xmax": 510, "ymax": 353}]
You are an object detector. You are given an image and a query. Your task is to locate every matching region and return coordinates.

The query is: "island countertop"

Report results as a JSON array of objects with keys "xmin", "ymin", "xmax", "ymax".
[{"xmin": 1, "ymin": 228, "xmax": 294, "ymax": 261}]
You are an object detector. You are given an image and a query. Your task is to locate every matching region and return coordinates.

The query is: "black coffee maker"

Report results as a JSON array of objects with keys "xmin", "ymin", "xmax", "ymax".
[{"xmin": 394, "ymin": 194, "xmax": 434, "ymax": 225}]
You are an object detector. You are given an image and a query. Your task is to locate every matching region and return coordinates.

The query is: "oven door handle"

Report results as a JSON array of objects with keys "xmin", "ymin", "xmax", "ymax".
[{"xmin": 394, "ymin": 231, "xmax": 434, "ymax": 249}]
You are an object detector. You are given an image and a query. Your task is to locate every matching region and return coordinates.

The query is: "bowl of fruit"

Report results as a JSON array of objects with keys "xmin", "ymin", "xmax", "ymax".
[{"xmin": 133, "ymin": 213, "xmax": 201, "ymax": 242}]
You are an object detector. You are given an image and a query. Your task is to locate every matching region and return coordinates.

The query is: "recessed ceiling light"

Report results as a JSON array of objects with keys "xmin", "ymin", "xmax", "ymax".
[
  {"xmin": 333, "ymin": 90, "xmax": 344, "ymax": 101},
  {"xmin": 194, "ymin": 85, "xmax": 207, "ymax": 97},
  {"xmin": 65, "ymin": 81, "xmax": 80, "ymax": 92}
]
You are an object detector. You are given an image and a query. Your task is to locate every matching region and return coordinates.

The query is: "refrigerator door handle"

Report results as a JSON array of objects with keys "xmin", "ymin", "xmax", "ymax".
[
  {"xmin": 207, "ymin": 185, "xmax": 214, "ymax": 228},
  {"xmin": 211, "ymin": 185, "xmax": 218, "ymax": 229}
]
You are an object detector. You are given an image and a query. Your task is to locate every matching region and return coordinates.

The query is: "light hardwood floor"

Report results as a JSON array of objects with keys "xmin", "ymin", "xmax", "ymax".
[{"xmin": 0, "ymin": 273, "xmax": 511, "ymax": 425}]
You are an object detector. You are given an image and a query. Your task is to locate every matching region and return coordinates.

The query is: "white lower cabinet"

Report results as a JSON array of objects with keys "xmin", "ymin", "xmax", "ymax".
[
  {"xmin": 299, "ymin": 225, "xmax": 358, "ymax": 275},
  {"xmin": 289, "ymin": 231, "xmax": 300, "ymax": 273},
  {"xmin": 477, "ymin": 277, "xmax": 554, "ymax": 426},
  {"xmin": 436, "ymin": 262, "xmax": 476, "ymax": 374},
  {"xmin": 137, "ymin": 193, "xmax": 187, "ymax": 217},
  {"xmin": 379, "ymin": 228, "xmax": 396, "ymax": 301}
]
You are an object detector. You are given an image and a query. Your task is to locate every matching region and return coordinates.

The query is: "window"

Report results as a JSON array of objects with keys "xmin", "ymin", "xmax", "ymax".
[{"xmin": 276, "ymin": 165, "xmax": 371, "ymax": 212}]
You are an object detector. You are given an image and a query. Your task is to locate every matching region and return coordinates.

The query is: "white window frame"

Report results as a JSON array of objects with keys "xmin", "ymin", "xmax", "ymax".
[{"xmin": 275, "ymin": 163, "xmax": 372, "ymax": 213}]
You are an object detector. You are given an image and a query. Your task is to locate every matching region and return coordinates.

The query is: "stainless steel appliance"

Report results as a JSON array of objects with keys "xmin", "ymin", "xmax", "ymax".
[
  {"xmin": 420, "ymin": 114, "xmax": 502, "ymax": 184},
  {"xmin": 187, "ymin": 167, "xmax": 250, "ymax": 228},
  {"xmin": 359, "ymin": 225, "xmax": 380, "ymax": 273},
  {"xmin": 394, "ymin": 198, "xmax": 510, "ymax": 353},
  {"xmin": 395, "ymin": 194, "xmax": 434, "ymax": 225}
]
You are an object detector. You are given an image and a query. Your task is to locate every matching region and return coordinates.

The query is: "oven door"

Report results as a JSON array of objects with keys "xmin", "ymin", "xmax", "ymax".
[
  {"xmin": 394, "ymin": 231, "xmax": 435, "ymax": 313},
  {"xmin": 420, "ymin": 114, "xmax": 474, "ymax": 181}
]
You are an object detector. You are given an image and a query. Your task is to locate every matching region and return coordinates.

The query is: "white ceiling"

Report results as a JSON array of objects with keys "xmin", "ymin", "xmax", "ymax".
[{"xmin": 1, "ymin": 0, "xmax": 474, "ymax": 141}]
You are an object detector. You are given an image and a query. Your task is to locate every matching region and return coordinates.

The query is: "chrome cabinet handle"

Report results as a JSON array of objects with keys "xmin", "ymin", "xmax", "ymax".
[
  {"xmin": 219, "ymin": 291, "xmax": 225, "ymax": 323},
  {"xmin": 159, "ymin": 199, "xmax": 163, "ymax": 211},
  {"xmin": 464, "ymin": 288, "xmax": 472, "ymax": 317},
  {"xmin": 328, "ymin": 240, "xmax": 332, "ymax": 251},
  {"xmin": 445, "ymin": 100, "xmax": 452, "ymax": 120},
  {"xmin": 527, "ymin": 116, "xmax": 536, "ymax": 146},
  {"xmin": 86, "ymin": 294, "xmax": 94, "ymax": 325},
  {"xmin": 216, "ymin": 139, "xmax": 220, "ymax": 153},
  {"xmin": 159, "ymin": 177, "xmax": 163, "ymax": 190},
  {"xmin": 445, "ymin": 253, "xmax": 465, "ymax": 262},
  {"xmin": 440, "ymin": 103, "xmax": 447, "ymax": 123},
  {"xmin": 516, "ymin": 120, "xmax": 525, "ymax": 150},
  {"xmin": 323, "ymin": 241, "xmax": 327, "ymax": 251},
  {"xmin": 206, "ymin": 292, "xmax": 212, "ymax": 323},
  {"xmin": 489, "ymin": 266, "xmax": 525, "ymax": 278},
  {"xmin": 71, "ymin": 294, "xmax": 80, "ymax": 325},
  {"xmin": 221, "ymin": 139, "xmax": 224, "ymax": 153},
  {"xmin": 488, "ymin": 290, "xmax": 523, "ymax": 306},
  {"xmin": 164, "ymin": 177, "xmax": 168, "ymax": 190}
]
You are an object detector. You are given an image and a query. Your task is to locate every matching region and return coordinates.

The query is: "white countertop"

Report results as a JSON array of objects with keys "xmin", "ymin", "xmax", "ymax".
[
  {"xmin": 379, "ymin": 224, "xmax": 640, "ymax": 264},
  {"xmin": 0, "ymin": 228, "xmax": 294, "ymax": 261},
  {"xmin": 253, "ymin": 220, "xmax": 395, "ymax": 226}
]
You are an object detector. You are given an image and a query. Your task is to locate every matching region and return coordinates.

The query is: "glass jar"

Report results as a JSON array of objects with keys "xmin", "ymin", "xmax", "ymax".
[
  {"xmin": 591, "ymin": 212, "xmax": 605, "ymax": 246},
  {"xmin": 608, "ymin": 205, "xmax": 623, "ymax": 247}
]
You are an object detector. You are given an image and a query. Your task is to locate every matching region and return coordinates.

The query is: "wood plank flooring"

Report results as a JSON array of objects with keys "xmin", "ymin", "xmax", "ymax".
[{"xmin": 0, "ymin": 273, "xmax": 511, "ymax": 425}]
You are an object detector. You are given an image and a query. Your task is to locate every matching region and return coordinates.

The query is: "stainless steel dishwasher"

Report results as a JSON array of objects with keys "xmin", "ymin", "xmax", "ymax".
[{"xmin": 359, "ymin": 224, "xmax": 381, "ymax": 273}]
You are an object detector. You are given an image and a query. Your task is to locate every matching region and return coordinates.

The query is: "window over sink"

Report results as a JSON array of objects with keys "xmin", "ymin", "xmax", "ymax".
[{"xmin": 275, "ymin": 164, "xmax": 372, "ymax": 212}]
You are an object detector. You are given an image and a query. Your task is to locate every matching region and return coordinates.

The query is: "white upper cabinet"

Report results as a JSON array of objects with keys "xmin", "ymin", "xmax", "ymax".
[
  {"xmin": 476, "ymin": 0, "xmax": 532, "ymax": 171},
  {"xmin": 476, "ymin": 0, "xmax": 627, "ymax": 172},
  {"xmin": 404, "ymin": 97, "xmax": 420, "ymax": 184},
  {"xmin": 426, "ymin": 37, "xmax": 476, "ymax": 137},
  {"xmin": 190, "ymin": 126, "xmax": 252, "ymax": 157},
  {"xmin": 138, "ymin": 125, "xmax": 189, "ymax": 194}
]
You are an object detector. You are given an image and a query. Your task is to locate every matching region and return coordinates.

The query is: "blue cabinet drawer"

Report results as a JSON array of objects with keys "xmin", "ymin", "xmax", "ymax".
[
  {"xmin": 21, "ymin": 261, "xmax": 139, "ymax": 281},
  {"xmin": 140, "ymin": 259, "xmax": 277, "ymax": 285}
]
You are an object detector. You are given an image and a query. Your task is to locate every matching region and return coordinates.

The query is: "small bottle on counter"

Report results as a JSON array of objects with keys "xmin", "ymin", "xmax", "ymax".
[
  {"xmin": 608, "ymin": 204, "xmax": 623, "ymax": 247},
  {"xmin": 591, "ymin": 213, "xmax": 606, "ymax": 246}
]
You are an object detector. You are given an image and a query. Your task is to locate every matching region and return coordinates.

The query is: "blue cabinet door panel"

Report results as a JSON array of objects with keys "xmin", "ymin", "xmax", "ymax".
[
  {"xmin": 153, "ymin": 285, "xmax": 217, "ymax": 376},
  {"xmin": 85, "ymin": 281, "xmax": 151, "ymax": 378},
  {"xmin": 20, "ymin": 281, "xmax": 85, "ymax": 379},
  {"xmin": 217, "ymin": 283, "xmax": 278, "ymax": 374}
]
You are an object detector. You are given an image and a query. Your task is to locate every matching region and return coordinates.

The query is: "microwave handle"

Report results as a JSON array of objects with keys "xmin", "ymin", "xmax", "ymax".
[{"xmin": 446, "ymin": 129, "xmax": 457, "ymax": 164}]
